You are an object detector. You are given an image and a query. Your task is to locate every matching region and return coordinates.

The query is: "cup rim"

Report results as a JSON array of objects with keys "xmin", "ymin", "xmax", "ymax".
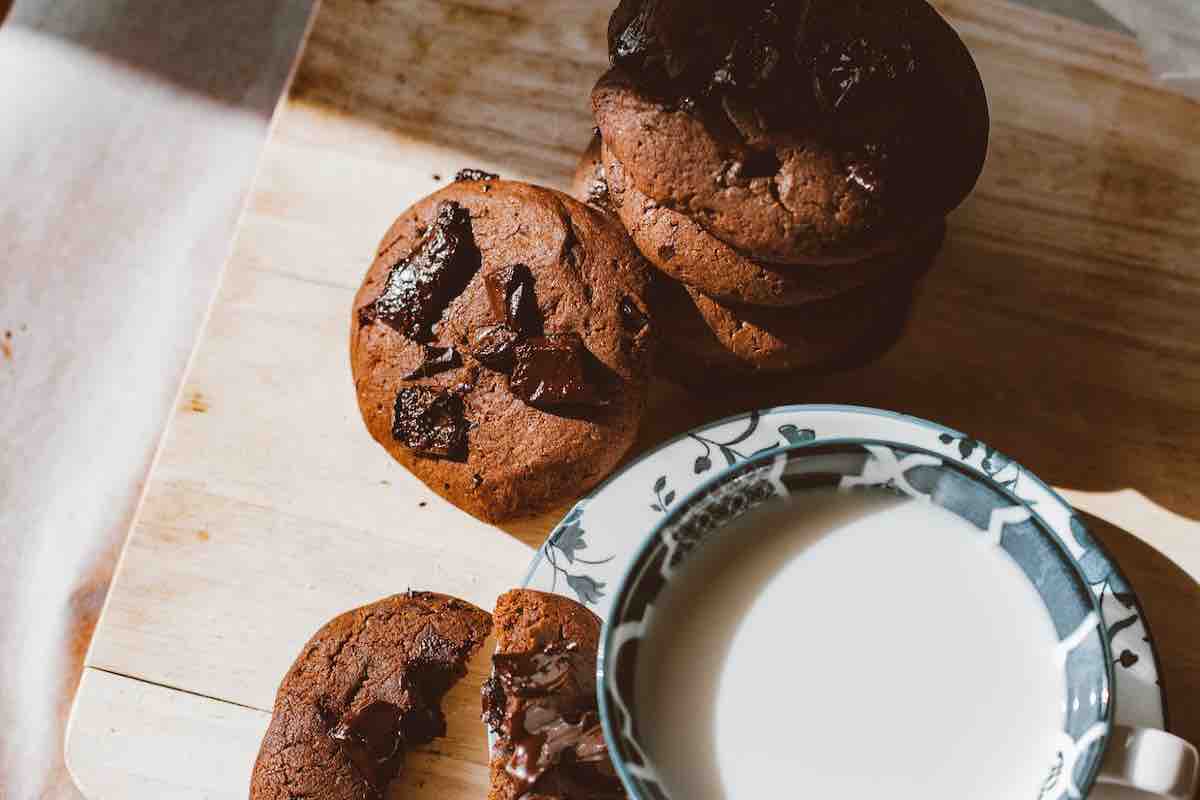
[{"xmin": 598, "ymin": 436, "xmax": 1117, "ymax": 800}]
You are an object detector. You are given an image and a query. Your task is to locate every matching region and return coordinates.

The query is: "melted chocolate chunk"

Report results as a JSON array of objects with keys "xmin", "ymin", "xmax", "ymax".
[
  {"xmin": 493, "ymin": 644, "xmax": 585, "ymax": 701},
  {"xmin": 392, "ymin": 387, "xmax": 468, "ymax": 459},
  {"xmin": 509, "ymin": 334, "xmax": 606, "ymax": 409},
  {"xmin": 619, "ymin": 297, "xmax": 649, "ymax": 335},
  {"xmin": 455, "ymin": 168, "xmax": 500, "ymax": 182},
  {"xmin": 709, "ymin": 2, "xmax": 790, "ymax": 91},
  {"xmin": 403, "ymin": 345, "xmax": 462, "ymax": 380},
  {"xmin": 810, "ymin": 33, "xmax": 918, "ymax": 135},
  {"xmin": 483, "ymin": 642, "xmax": 624, "ymax": 800},
  {"xmin": 467, "ymin": 323, "xmax": 520, "ymax": 372},
  {"xmin": 484, "ymin": 264, "xmax": 542, "ymax": 337},
  {"xmin": 330, "ymin": 702, "xmax": 406, "ymax": 799},
  {"xmin": 608, "ymin": 0, "xmax": 738, "ymax": 90},
  {"xmin": 507, "ymin": 709, "xmax": 611, "ymax": 794},
  {"xmin": 367, "ymin": 202, "xmax": 480, "ymax": 342}
]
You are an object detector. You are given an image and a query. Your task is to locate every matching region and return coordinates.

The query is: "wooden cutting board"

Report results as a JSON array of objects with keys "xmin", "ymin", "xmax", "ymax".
[{"xmin": 65, "ymin": 1, "xmax": 1200, "ymax": 797}]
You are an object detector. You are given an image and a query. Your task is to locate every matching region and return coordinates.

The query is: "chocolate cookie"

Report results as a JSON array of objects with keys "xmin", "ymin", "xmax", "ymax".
[
  {"xmin": 590, "ymin": 136, "xmax": 945, "ymax": 307},
  {"xmin": 654, "ymin": 223, "xmax": 944, "ymax": 375},
  {"xmin": 594, "ymin": 0, "xmax": 988, "ymax": 264},
  {"xmin": 482, "ymin": 590, "xmax": 625, "ymax": 800},
  {"xmin": 250, "ymin": 592, "xmax": 492, "ymax": 800},
  {"xmin": 351, "ymin": 179, "xmax": 655, "ymax": 523}
]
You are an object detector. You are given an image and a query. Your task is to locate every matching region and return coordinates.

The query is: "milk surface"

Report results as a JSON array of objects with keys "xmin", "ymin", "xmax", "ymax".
[{"xmin": 636, "ymin": 488, "xmax": 1066, "ymax": 800}]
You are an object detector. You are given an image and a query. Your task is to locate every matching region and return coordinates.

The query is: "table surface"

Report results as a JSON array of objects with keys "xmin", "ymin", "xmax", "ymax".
[
  {"xmin": 60, "ymin": 0, "xmax": 1200, "ymax": 798},
  {"xmin": 0, "ymin": 0, "xmax": 1194, "ymax": 799}
]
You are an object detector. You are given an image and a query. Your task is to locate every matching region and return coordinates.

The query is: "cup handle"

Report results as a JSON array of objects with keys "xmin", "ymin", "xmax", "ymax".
[{"xmin": 1098, "ymin": 726, "xmax": 1199, "ymax": 799}]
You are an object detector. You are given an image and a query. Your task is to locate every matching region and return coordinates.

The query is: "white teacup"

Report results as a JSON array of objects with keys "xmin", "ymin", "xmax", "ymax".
[{"xmin": 601, "ymin": 440, "xmax": 1198, "ymax": 800}]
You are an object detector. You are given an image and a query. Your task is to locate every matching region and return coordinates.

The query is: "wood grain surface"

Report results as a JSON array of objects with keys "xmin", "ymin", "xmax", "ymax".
[{"xmin": 66, "ymin": 0, "xmax": 1200, "ymax": 797}]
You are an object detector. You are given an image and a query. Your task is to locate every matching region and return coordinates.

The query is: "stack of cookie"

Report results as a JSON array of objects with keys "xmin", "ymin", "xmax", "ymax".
[{"xmin": 574, "ymin": 0, "xmax": 990, "ymax": 377}]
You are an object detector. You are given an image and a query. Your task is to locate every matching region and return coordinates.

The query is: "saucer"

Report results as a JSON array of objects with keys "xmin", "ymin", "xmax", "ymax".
[{"xmin": 522, "ymin": 405, "xmax": 1167, "ymax": 734}]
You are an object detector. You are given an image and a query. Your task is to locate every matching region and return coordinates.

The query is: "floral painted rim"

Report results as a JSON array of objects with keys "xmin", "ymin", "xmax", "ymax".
[
  {"xmin": 597, "ymin": 438, "xmax": 1116, "ymax": 800},
  {"xmin": 520, "ymin": 404, "xmax": 1167, "ymax": 728}
]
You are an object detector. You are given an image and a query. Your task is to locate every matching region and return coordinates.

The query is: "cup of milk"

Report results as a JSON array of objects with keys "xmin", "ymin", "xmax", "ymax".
[{"xmin": 600, "ymin": 439, "xmax": 1198, "ymax": 800}]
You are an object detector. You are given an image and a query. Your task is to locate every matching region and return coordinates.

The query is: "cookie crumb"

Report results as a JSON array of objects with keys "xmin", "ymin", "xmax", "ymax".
[
  {"xmin": 454, "ymin": 168, "xmax": 499, "ymax": 183},
  {"xmin": 197, "ymin": 530, "xmax": 210, "ymax": 542},
  {"xmin": 419, "ymin": 501, "xmax": 428, "ymax": 508},
  {"xmin": 432, "ymin": 173, "xmax": 441, "ymax": 181},
  {"xmin": 187, "ymin": 392, "xmax": 210, "ymax": 413}
]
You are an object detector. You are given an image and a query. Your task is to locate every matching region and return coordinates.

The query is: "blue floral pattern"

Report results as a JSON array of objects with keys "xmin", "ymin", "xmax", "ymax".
[
  {"xmin": 540, "ymin": 506, "xmax": 615, "ymax": 605},
  {"xmin": 521, "ymin": 405, "xmax": 1165, "ymax": 730}
]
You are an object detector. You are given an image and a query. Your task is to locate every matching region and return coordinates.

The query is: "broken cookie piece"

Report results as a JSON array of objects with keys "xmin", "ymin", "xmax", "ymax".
[{"xmin": 483, "ymin": 589, "xmax": 626, "ymax": 800}]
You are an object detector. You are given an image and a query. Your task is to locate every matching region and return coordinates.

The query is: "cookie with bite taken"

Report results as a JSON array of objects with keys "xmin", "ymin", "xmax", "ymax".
[{"xmin": 249, "ymin": 592, "xmax": 492, "ymax": 800}]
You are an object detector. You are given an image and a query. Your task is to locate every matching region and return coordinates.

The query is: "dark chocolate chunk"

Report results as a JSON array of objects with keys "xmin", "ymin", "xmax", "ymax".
[
  {"xmin": 484, "ymin": 264, "xmax": 542, "ymax": 337},
  {"xmin": 810, "ymin": 33, "xmax": 918, "ymax": 133},
  {"xmin": 509, "ymin": 334, "xmax": 606, "ymax": 409},
  {"xmin": 619, "ymin": 297, "xmax": 649, "ymax": 334},
  {"xmin": 710, "ymin": 2, "xmax": 788, "ymax": 91},
  {"xmin": 392, "ymin": 387, "xmax": 469, "ymax": 459},
  {"xmin": 466, "ymin": 323, "xmax": 520, "ymax": 372},
  {"xmin": 455, "ymin": 168, "xmax": 500, "ymax": 182},
  {"xmin": 608, "ymin": 0, "xmax": 738, "ymax": 89},
  {"xmin": 328, "ymin": 666, "xmax": 457, "ymax": 799},
  {"xmin": 403, "ymin": 345, "xmax": 462, "ymax": 380},
  {"xmin": 329, "ymin": 702, "xmax": 406, "ymax": 799},
  {"xmin": 368, "ymin": 201, "xmax": 480, "ymax": 342}
]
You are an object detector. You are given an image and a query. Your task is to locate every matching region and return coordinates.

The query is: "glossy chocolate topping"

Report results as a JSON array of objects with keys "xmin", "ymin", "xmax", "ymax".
[
  {"xmin": 392, "ymin": 386, "xmax": 469, "ymax": 459},
  {"xmin": 467, "ymin": 268, "xmax": 607, "ymax": 410},
  {"xmin": 328, "ymin": 689, "xmax": 445, "ymax": 800},
  {"xmin": 364, "ymin": 201, "xmax": 480, "ymax": 342},
  {"xmin": 484, "ymin": 264, "xmax": 542, "ymax": 338},
  {"xmin": 467, "ymin": 323, "xmax": 520, "ymax": 372},
  {"xmin": 483, "ymin": 642, "xmax": 624, "ymax": 800},
  {"xmin": 329, "ymin": 702, "xmax": 407, "ymax": 799},
  {"xmin": 510, "ymin": 334, "xmax": 606, "ymax": 409}
]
